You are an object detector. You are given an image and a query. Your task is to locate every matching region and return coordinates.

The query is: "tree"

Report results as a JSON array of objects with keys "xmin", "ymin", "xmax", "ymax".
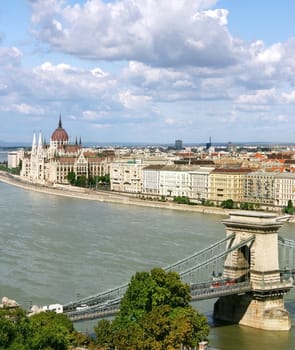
[
  {"xmin": 27, "ymin": 312, "xmax": 74, "ymax": 350},
  {"xmin": 94, "ymin": 319, "xmax": 114, "ymax": 347},
  {"xmin": 0, "ymin": 307, "xmax": 94, "ymax": 349},
  {"xmin": 66, "ymin": 171, "xmax": 76, "ymax": 185},
  {"xmin": 0, "ymin": 307, "xmax": 29, "ymax": 349},
  {"xmin": 284, "ymin": 199, "xmax": 294, "ymax": 215},
  {"xmin": 76, "ymin": 175, "xmax": 87, "ymax": 187},
  {"xmin": 173, "ymin": 196, "xmax": 191, "ymax": 205},
  {"xmin": 240, "ymin": 202, "xmax": 254, "ymax": 210},
  {"xmin": 220, "ymin": 199, "xmax": 234, "ymax": 209},
  {"xmin": 95, "ymin": 268, "xmax": 209, "ymax": 349}
]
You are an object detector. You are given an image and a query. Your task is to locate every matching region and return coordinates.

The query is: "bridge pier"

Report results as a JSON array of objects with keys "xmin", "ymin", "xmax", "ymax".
[{"xmin": 213, "ymin": 211, "xmax": 292, "ymax": 331}]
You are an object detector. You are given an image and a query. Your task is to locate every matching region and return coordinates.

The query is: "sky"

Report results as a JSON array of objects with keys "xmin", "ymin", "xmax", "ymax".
[{"xmin": 0, "ymin": 0, "xmax": 295, "ymax": 145}]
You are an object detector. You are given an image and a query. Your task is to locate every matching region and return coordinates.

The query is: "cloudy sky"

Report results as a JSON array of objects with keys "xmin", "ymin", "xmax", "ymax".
[{"xmin": 0, "ymin": 0, "xmax": 295, "ymax": 145}]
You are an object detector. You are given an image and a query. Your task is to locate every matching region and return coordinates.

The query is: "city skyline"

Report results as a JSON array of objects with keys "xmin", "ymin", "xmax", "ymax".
[{"xmin": 0, "ymin": 1, "xmax": 295, "ymax": 144}]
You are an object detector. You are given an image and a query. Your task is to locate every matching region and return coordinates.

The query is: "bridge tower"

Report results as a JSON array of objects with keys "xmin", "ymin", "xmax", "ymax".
[{"xmin": 213, "ymin": 211, "xmax": 293, "ymax": 330}]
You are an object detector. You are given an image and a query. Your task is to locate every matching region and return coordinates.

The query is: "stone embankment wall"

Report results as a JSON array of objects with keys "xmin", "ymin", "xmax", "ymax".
[{"xmin": 0, "ymin": 171, "xmax": 286, "ymax": 219}]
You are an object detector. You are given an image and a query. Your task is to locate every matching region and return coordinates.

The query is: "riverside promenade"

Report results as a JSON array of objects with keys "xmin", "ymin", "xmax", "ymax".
[{"xmin": 0, "ymin": 171, "xmax": 230, "ymax": 216}]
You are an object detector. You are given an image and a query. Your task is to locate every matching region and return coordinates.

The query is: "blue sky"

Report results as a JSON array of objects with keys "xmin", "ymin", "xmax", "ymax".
[{"xmin": 0, "ymin": 0, "xmax": 295, "ymax": 145}]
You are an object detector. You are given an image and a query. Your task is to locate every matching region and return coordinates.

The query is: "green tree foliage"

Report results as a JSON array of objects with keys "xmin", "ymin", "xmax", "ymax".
[
  {"xmin": 0, "ymin": 308, "xmax": 29, "ymax": 349},
  {"xmin": 95, "ymin": 268, "xmax": 209, "ymax": 349},
  {"xmin": 66, "ymin": 171, "xmax": 76, "ymax": 185},
  {"xmin": 28, "ymin": 312, "xmax": 73, "ymax": 350},
  {"xmin": 240, "ymin": 202, "xmax": 254, "ymax": 210},
  {"xmin": 94, "ymin": 319, "xmax": 114, "ymax": 347},
  {"xmin": 284, "ymin": 199, "xmax": 294, "ymax": 215},
  {"xmin": 220, "ymin": 199, "xmax": 234, "ymax": 209},
  {"xmin": 0, "ymin": 308, "xmax": 91, "ymax": 350},
  {"xmin": 173, "ymin": 196, "xmax": 191, "ymax": 205}
]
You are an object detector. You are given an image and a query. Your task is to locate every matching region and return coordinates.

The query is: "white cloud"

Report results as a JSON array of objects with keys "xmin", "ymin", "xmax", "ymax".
[
  {"xmin": 29, "ymin": 0, "xmax": 236, "ymax": 67},
  {"xmin": 282, "ymin": 90, "xmax": 295, "ymax": 103},
  {"xmin": 193, "ymin": 9, "xmax": 229, "ymax": 26},
  {"xmin": 0, "ymin": 47, "xmax": 22, "ymax": 66},
  {"xmin": 256, "ymin": 43, "xmax": 283, "ymax": 64},
  {"xmin": 119, "ymin": 90, "xmax": 152, "ymax": 110},
  {"xmin": 0, "ymin": 103, "xmax": 44, "ymax": 115},
  {"xmin": 236, "ymin": 88, "xmax": 278, "ymax": 105}
]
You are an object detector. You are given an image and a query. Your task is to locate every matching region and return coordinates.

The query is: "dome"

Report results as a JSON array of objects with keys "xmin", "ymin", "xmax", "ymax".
[{"xmin": 51, "ymin": 115, "xmax": 69, "ymax": 142}]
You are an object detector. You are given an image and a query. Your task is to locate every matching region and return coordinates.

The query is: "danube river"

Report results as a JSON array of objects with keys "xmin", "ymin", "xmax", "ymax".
[{"xmin": 0, "ymin": 180, "xmax": 295, "ymax": 349}]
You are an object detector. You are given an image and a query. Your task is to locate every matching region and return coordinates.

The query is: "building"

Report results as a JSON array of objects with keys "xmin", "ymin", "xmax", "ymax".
[
  {"xmin": 141, "ymin": 164, "xmax": 214, "ymax": 200},
  {"xmin": 208, "ymin": 168, "xmax": 252, "ymax": 205},
  {"xmin": 20, "ymin": 116, "xmax": 113, "ymax": 184},
  {"xmin": 175, "ymin": 139, "xmax": 183, "ymax": 150},
  {"xmin": 110, "ymin": 160, "xmax": 144, "ymax": 193},
  {"xmin": 8, "ymin": 150, "xmax": 23, "ymax": 169},
  {"xmin": 244, "ymin": 171, "xmax": 276, "ymax": 208},
  {"xmin": 274, "ymin": 173, "xmax": 295, "ymax": 208}
]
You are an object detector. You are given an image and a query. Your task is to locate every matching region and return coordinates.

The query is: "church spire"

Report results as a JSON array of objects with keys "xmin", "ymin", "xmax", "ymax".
[
  {"xmin": 58, "ymin": 114, "xmax": 62, "ymax": 128},
  {"xmin": 32, "ymin": 131, "xmax": 37, "ymax": 154},
  {"xmin": 37, "ymin": 131, "xmax": 43, "ymax": 155}
]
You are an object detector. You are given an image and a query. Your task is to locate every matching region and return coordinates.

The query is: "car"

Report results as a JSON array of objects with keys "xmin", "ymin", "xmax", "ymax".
[{"xmin": 76, "ymin": 304, "xmax": 89, "ymax": 311}]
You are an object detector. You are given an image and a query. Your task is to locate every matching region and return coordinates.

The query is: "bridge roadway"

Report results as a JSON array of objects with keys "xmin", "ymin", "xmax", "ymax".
[
  {"xmin": 63, "ymin": 281, "xmax": 250, "ymax": 322},
  {"xmin": 65, "ymin": 282, "xmax": 252, "ymax": 322},
  {"xmin": 64, "ymin": 277, "xmax": 295, "ymax": 322},
  {"xmin": 62, "ymin": 232, "xmax": 295, "ymax": 322}
]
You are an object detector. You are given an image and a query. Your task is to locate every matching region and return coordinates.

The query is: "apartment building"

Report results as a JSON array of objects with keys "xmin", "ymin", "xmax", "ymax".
[
  {"xmin": 244, "ymin": 171, "xmax": 276, "ymax": 207},
  {"xmin": 208, "ymin": 168, "xmax": 252, "ymax": 205},
  {"xmin": 188, "ymin": 167, "xmax": 215, "ymax": 201},
  {"xmin": 110, "ymin": 160, "xmax": 144, "ymax": 193},
  {"xmin": 274, "ymin": 173, "xmax": 295, "ymax": 207}
]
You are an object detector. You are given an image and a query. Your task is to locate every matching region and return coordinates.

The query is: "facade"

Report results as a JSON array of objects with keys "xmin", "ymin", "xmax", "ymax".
[
  {"xmin": 142, "ymin": 164, "xmax": 214, "ymax": 200},
  {"xmin": 110, "ymin": 160, "xmax": 144, "ymax": 193},
  {"xmin": 20, "ymin": 116, "xmax": 113, "ymax": 184},
  {"xmin": 142, "ymin": 165, "xmax": 164, "ymax": 196},
  {"xmin": 244, "ymin": 172, "xmax": 276, "ymax": 207},
  {"xmin": 8, "ymin": 150, "xmax": 23, "ymax": 169},
  {"xmin": 274, "ymin": 173, "xmax": 295, "ymax": 207},
  {"xmin": 188, "ymin": 167, "xmax": 214, "ymax": 201},
  {"xmin": 208, "ymin": 168, "xmax": 252, "ymax": 205},
  {"xmin": 175, "ymin": 139, "xmax": 183, "ymax": 150}
]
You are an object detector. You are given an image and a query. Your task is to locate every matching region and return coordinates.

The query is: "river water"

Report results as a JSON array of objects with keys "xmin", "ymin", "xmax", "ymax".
[{"xmin": 0, "ymin": 180, "xmax": 294, "ymax": 349}]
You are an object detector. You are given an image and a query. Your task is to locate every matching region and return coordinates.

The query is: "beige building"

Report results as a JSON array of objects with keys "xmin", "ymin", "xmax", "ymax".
[{"xmin": 208, "ymin": 168, "xmax": 252, "ymax": 205}]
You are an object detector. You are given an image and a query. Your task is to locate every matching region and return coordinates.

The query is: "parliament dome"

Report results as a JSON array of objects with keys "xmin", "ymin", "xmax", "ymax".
[{"xmin": 51, "ymin": 115, "xmax": 69, "ymax": 143}]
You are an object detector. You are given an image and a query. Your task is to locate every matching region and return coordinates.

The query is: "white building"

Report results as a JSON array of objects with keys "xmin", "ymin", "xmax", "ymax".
[
  {"xmin": 110, "ymin": 160, "xmax": 145, "ymax": 193},
  {"xmin": 142, "ymin": 164, "xmax": 213, "ymax": 199},
  {"xmin": 8, "ymin": 150, "xmax": 23, "ymax": 169},
  {"xmin": 274, "ymin": 173, "xmax": 295, "ymax": 207},
  {"xmin": 188, "ymin": 167, "xmax": 215, "ymax": 202}
]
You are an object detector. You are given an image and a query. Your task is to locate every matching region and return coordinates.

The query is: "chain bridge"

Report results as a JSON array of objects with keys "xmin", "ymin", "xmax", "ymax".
[{"xmin": 62, "ymin": 211, "xmax": 295, "ymax": 331}]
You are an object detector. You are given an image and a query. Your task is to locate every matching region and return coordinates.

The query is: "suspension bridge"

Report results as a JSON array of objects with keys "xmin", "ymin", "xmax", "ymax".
[{"xmin": 61, "ymin": 211, "xmax": 295, "ymax": 330}]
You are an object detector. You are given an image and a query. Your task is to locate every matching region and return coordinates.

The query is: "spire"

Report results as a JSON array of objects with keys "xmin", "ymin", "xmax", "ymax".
[
  {"xmin": 32, "ymin": 131, "xmax": 37, "ymax": 153},
  {"xmin": 79, "ymin": 136, "xmax": 82, "ymax": 145},
  {"xmin": 75, "ymin": 136, "xmax": 78, "ymax": 145},
  {"xmin": 37, "ymin": 131, "xmax": 43, "ymax": 154},
  {"xmin": 38, "ymin": 131, "xmax": 42, "ymax": 147},
  {"xmin": 58, "ymin": 114, "xmax": 62, "ymax": 128}
]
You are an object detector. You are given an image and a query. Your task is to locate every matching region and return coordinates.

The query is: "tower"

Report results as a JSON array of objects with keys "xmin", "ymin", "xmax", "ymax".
[{"xmin": 214, "ymin": 211, "xmax": 292, "ymax": 330}]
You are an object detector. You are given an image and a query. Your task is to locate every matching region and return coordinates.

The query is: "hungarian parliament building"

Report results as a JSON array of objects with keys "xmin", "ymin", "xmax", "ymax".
[{"xmin": 19, "ymin": 116, "xmax": 114, "ymax": 184}]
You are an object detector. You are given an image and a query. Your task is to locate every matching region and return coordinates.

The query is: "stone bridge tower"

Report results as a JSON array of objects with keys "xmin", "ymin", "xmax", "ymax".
[{"xmin": 213, "ymin": 211, "xmax": 293, "ymax": 331}]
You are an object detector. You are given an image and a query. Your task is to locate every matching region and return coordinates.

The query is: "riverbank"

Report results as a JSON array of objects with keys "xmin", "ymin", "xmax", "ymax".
[
  {"xmin": 2, "ymin": 171, "xmax": 294, "ymax": 222},
  {"xmin": 0, "ymin": 171, "xmax": 231, "ymax": 216}
]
